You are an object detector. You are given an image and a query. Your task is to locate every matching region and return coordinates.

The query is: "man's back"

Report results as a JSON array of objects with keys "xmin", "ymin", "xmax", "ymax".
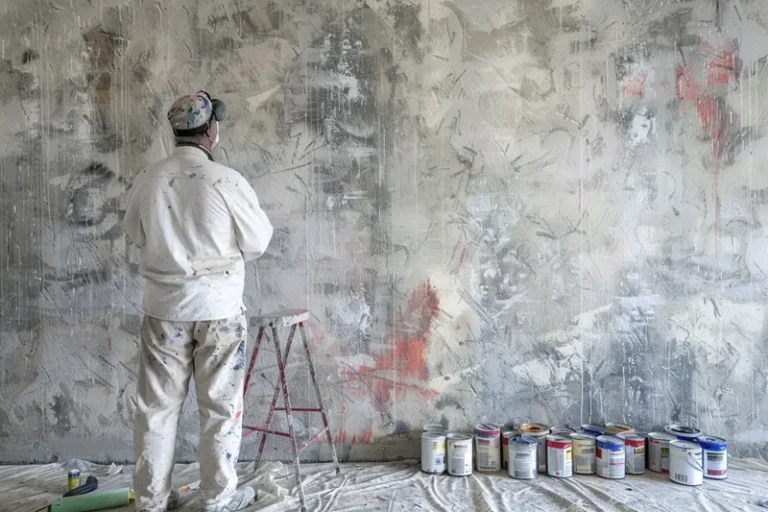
[{"xmin": 124, "ymin": 146, "xmax": 273, "ymax": 321}]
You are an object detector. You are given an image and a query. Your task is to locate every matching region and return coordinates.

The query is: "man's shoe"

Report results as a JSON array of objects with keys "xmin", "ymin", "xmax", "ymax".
[{"xmin": 202, "ymin": 487, "xmax": 257, "ymax": 512}]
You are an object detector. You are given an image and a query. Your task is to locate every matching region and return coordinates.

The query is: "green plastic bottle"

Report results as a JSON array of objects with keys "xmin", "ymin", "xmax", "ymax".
[{"xmin": 48, "ymin": 488, "xmax": 133, "ymax": 512}]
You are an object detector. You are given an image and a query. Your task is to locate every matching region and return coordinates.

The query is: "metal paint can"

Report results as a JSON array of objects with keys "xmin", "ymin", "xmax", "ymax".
[
  {"xmin": 570, "ymin": 433, "xmax": 597, "ymax": 475},
  {"xmin": 596, "ymin": 435, "xmax": 625, "ymax": 479},
  {"xmin": 508, "ymin": 435, "xmax": 538, "ymax": 479},
  {"xmin": 581, "ymin": 424, "xmax": 607, "ymax": 436},
  {"xmin": 617, "ymin": 433, "xmax": 646, "ymax": 475},
  {"xmin": 550, "ymin": 425, "xmax": 576, "ymax": 435},
  {"xmin": 698, "ymin": 436, "xmax": 727, "ymax": 480},
  {"xmin": 423, "ymin": 423, "xmax": 446, "ymax": 434},
  {"xmin": 605, "ymin": 423, "xmax": 634, "ymax": 435},
  {"xmin": 67, "ymin": 469, "xmax": 81, "ymax": 491},
  {"xmin": 518, "ymin": 423, "xmax": 550, "ymax": 473},
  {"xmin": 501, "ymin": 429, "xmax": 516, "ymax": 470},
  {"xmin": 447, "ymin": 433, "xmax": 473, "ymax": 476},
  {"xmin": 647, "ymin": 432, "xmax": 677, "ymax": 473},
  {"xmin": 475, "ymin": 423, "xmax": 501, "ymax": 472},
  {"xmin": 665, "ymin": 424, "xmax": 702, "ymax": 441},
  {"xmin": 546, "ymin": 435, "xmax": 573, "ymax": 478},
  {"xmin": 669, "ymin": 440, "xmax": 703, "ymax": 486},
  {"xmin": 421, "ymin": 431, "xmax": 447, "ymax": 474}
]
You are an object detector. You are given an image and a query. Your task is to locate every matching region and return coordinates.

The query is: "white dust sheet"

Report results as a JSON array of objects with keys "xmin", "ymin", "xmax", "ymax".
[{"xmin": 4, "ymin": 459, "xmax": 768, "ymax": 512}]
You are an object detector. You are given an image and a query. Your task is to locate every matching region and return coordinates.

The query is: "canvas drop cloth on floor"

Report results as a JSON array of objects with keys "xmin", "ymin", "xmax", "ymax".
[{"xmin": 4, "ymin": 458, "xmax": 768, "ymax": 512}]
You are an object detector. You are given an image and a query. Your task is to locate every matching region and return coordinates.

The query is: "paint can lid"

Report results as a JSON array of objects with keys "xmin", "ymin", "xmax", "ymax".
[
  {"xmin": 647, "ymin": 432, "xmax": 677, "ymax": 441},
  {"xmin": 475, "ymin": 423, "xmax": 500, "ymax": 432},
  {"xmin": 447, "ymin": 433, "xmax": 472, "ymax": 441},
  {"xmin": 423, "ymin": 423, "xmax": 445, "ymax": 432},
  {"xmin": 596, "ymin": 435, "xmax": 625, "ymax": 448},
  {"xmin": 546, "ymin": 434, "xmax": 572, "ymax": 443},
  {"xmin": 422, "ymin": 431, "xmax": 447, "ymax": 441},
  {"xmin": 518, "ymin": 423, "xmax": 551, "ymax": 437},
  {"xmin": 670, "ymin": 439, "xmax": 701, "ymax": 451},
  {"xmin": 665, "ymin": 424, "xmax": 702, "ymax": 439},
  {"xmin": 511, "ymin": 434, "xmax": 537, "ymax": 445},
  {"xmin": 605, "ymin": 422, "xmax": 634, "ymax": 433},
  {"xmin": 581, "ymin": 424, "xmax": 607, "ymax": 434},
  {"xmin": 550, "ymin": 425, "xmax": 576, "ymax": 434},
  {"xmin": 502, "ymin": 429, "xmax": 517, "ymax": 439},
  {"xmin": 698, "ymin": 436, "xmax": 727, "ymax": 450}
]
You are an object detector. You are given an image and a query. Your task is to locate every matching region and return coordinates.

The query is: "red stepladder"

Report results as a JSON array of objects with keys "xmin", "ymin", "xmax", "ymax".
[{"xmin": 242, "ymin": 309, "xmax": 341, "ymax": 512}]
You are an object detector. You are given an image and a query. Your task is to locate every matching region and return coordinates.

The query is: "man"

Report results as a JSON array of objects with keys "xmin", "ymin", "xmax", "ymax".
[{"xmin": 123, "ymin": 91, "xmax": 274, "ymax": 512}]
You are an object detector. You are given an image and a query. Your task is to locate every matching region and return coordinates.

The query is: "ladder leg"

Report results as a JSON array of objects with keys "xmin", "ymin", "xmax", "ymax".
[
  {"xmin": 243, "ymin": 327, "xmax": 265, "ymax": 398},
  {"xmin": 299, "ymin": 322, "xmax": 341, "ymax": 475},
  {"xmin": 255, "ymin": 325, "xmax": 297, "ymax": 469},
  {"xmin": 272, "ymin": 324, "xmax": 307, "ymax": 512}
]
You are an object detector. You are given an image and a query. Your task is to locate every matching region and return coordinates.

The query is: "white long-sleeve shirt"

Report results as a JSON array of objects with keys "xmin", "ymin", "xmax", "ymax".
[{"xmin": 123, "ymin": 145, "xmax": 273, "ymax": 321}]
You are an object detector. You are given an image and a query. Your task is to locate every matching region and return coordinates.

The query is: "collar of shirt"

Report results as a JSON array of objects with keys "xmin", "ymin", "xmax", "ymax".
[{"xmin": 174, "ymin": 144, "xmax": 213, "ymax": 161}]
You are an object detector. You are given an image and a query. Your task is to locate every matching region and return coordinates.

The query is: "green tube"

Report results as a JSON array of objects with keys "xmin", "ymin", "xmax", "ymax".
[{"xmin": 49, "ymin": 488, "xmax": 133, "ymax": 512}]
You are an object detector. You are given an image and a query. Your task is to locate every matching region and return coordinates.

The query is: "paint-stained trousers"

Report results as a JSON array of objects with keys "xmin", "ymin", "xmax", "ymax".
[{"xmin": 133, "ymin": 311, "xmax": 247, "ymax": 512}]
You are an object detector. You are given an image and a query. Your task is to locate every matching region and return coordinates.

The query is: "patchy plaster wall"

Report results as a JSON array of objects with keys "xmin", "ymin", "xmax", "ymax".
[{"xmin": 2, "ymin": 0, "xmax": 768, "ymax": 463}]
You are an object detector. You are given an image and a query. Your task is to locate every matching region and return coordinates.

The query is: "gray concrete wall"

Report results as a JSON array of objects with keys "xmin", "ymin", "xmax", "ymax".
[{"xmin": 2, "ymin": 0, "xmax": 768, "ymax": 463}]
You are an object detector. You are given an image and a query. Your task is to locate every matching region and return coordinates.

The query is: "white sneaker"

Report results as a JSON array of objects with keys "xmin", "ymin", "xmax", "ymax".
[{"xmin": 202, "ymin": 487, "xmax": 257, "ymax": 512}]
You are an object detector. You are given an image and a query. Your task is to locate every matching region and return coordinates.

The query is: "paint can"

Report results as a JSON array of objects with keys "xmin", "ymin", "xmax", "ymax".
[
  {"xmin": 570, "ymin": 433, "xmax": 597, "ymax": 475},
  {"xmin": 617, "ymin": 433, "xmax": 646, "ymax": 474},
  {"xmin": 423, "ymin": 423, "xmax": 446, "ymax": 434},
  {"xmin": 605, "ymin": 423, "xmax": 634, "ymax": 435},
  {"xmin": 475, "ymin": 423, "xmax": 501, "ymax": 472},
  {"xmin": 518, "ymin": 423, "xmax": 550, "ymax": 473},
  {"xmin": 447, "ymin": 434, "xmax": 473, "ymax": 476},
  {"xmin": 67, "ymin": 469, "xmax": 81, "ymax": 491},
  {"xmin": 665, "ymin": 424, "xmax": 702, "ymax": 441},
  {"xmin": 421, "ymin": 432, "xmax": 447, "ymax": 474},
  {"xmin": 669, "ymin": 440, "xmax": 703, "ymax": 486},
  {"xmin": 501, "ymin": 429, "xmax": 516, "ymax": 470},
  {"xmin": 546, "ymin": 435, "xmax": 573, "ymax": 478},
  {"xmin": 581, "ymin": 424, "xmax": 607, "ymax": 436},
  {"xmin": 550, "ymin": 425, "xmax": 576, "ymax": 435},
  {"xmin": 698, "ymin": 436, "xmax": 727, "ymax": 480},
  {"xmin": 647, "ymin": 432, "xmax": 677, "ymax": 473},
  {"xmin": 508, "ymin": 435, "xmax": 538, "ymax": 479},
  {"xmin": 596, "ymin": 435, "xmax": 625, "ymax": 479}
]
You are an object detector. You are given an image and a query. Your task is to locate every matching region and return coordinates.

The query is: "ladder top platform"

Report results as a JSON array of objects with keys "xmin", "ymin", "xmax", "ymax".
[{"xmin": 250, "ymin": 309, "xmax": 310, "ymax": 328}]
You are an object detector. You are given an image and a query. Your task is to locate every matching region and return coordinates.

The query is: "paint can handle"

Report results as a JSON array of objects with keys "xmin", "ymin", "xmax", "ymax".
[{"xmin": 686, "ymin": 452, "xmax": 703, "ymax": 472}]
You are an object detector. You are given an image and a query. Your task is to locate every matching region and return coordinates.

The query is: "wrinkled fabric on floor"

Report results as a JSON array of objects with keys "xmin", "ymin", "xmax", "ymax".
[{"xmin": 5, "ymin": 458, "xmax": 768, "ymax": 512}]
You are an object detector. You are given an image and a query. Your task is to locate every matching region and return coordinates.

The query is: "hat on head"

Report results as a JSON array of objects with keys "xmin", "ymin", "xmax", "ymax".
[{"xmin": 167, "ymin": 93, "xmax": 214, "ymax": 135}]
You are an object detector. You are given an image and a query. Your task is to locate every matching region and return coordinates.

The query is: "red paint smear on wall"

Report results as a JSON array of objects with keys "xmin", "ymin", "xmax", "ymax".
[
  {"xmin": 707, "ymin": 41, "xmax": 738, "ymax": 86},
  {"xmin": 676, "ymin": 66, "xmax": 699, "ymax": 101},
  {"xmin": 622, "ymin": 71, "xmax": 647, "ymax": 98},
  {"xmin": 344, "ymin": 280, "xmax": 441, "ymax": 413}
]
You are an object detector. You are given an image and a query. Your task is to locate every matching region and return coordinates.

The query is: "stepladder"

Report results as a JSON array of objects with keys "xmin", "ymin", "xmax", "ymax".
[{"xmin": 242, "ymin": 309, "xmax": 341, "ymax": 512}]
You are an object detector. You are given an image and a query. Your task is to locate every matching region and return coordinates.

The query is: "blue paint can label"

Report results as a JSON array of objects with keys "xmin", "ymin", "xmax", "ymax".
[{"xmin": 698, "ymin": 436, "xmax": 727, "ymax": 479}]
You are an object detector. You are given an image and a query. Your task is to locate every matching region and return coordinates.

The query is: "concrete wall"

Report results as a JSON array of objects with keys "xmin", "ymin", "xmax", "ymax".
[{"xmin": 2, "ymin": 0, "xmax": 768, "ymax": 463}]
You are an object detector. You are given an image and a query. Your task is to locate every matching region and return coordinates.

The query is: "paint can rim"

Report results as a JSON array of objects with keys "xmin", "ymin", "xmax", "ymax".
[
  {"xmin": 670, "ymin": 439, "xmax": 702, "ymax": 451},
  {"xmin": 570, "ymin": 432, "xmax": 596, "ymax": 441},
  {"xmin": 447, "ymin": 433, "xmax": 473, "ymax": 441},
  {"xmin": 697, "ymin": 435, "xmax": 727, "ymax": 450},
  {"xmin": 665, "ymin": 424, "xmax": 703, "ymax": 439},
  {"xmin": 511, "ymin": 434, "xmax": 538, "ymax": 445},
  {"xmin": 596, "ymin": 435, "xmax": 625, "ymax": 448},
  {"xmin": 617, "ymin": 433, "xmax": 645, "ymax": 444},
  {"xmin": 422, "ymin": 432, "xmax": 447, "ymax": 441},
  {"xmin": 518, "ymin": 423, "xmax": 550, "ymax": 436},
  {"xmin": 648, "ymin": 431, "xmax": 677, "ymax": 441}
]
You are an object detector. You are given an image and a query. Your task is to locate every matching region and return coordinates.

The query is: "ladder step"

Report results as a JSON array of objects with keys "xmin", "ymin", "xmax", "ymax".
[{"xmin": 272, "ymin": 407, "xmax": 323, "ymax": 412}]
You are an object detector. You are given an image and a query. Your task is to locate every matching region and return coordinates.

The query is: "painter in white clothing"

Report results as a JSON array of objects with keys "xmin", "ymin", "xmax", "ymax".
[{"xmin": 123, "ymin": 91, "xmax": 273, "ymax": 512}]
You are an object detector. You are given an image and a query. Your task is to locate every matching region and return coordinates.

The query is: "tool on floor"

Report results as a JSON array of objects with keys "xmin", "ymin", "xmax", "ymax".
[
  {"xmin": 242, "ymin": 309, "xmax": 341, "ymax": 512},
  {"xmin": 35, "ymin": 488, "xmax": 134, "ymax": 512}
]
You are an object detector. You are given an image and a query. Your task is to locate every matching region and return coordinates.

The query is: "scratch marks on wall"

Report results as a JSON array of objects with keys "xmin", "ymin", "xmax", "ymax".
[{"xmin": 3, "ymin": 0, "xmax": 768, "ymax": 463}]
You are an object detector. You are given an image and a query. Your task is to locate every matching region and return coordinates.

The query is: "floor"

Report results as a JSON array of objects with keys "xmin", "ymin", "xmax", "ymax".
[{"xmin": 6, "ymin": 458, "xmax": 768, "ymax": 512}]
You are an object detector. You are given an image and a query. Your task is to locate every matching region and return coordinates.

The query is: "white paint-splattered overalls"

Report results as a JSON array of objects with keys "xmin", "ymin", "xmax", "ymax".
[{"xmin": 133, "ymin": 312, "xmax": 247, "ymax": 511}]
